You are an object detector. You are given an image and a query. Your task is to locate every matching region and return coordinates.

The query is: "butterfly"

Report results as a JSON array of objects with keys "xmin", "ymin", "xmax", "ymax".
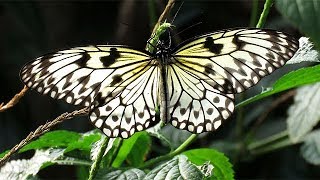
[{"xmin": 20, "ymin": 28, "xmax": 299, "ymax": 138}]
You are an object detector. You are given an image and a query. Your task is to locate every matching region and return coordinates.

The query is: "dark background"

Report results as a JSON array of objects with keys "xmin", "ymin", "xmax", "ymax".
[{"xmin": 1, "ymin": 0, "xmax": 315, "ymax": 179}]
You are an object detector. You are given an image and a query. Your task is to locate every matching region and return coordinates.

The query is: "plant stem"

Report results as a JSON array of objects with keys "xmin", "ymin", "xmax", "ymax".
[
  {"xmin": 256, "ymin": 0, "xmax": 274, "ymax": 28},
  {"xmin": 248, "ymin": 130, "xmax": 288, "ymax": 150},
  {"xmin": 247, "ymin": 130, "xmax": 300, "ymax": 156},
  {"xmin": 140, "ymin": 134, "xmax": 198, "ymax": 169},
  {"xmin": 88, "ymin": 136, "xmax": 109, "ymax": 180}
]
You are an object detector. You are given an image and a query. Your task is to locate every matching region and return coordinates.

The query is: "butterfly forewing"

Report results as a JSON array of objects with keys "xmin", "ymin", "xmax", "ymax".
[
  {"xmin": 20, "ymin": 45, "xmax": 161, "ymax": 138},
  {"xmin": 173, "ymin": 28, "xmax": 299, "ymax": 93}
]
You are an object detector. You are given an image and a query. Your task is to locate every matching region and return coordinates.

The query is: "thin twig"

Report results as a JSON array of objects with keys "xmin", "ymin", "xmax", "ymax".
[
  {"xmin": 0, "ymin": 86, "xmax": 28, "ymax": 112},
  {"xmin": 0, "ymin": 107, "xmax": 90, "ymax": 166},
  {"xmin": 150, "ymin": 0, "xmax": 175, "ymax": 36}
]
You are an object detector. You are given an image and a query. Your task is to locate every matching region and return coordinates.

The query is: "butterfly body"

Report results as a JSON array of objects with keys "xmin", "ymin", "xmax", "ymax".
[{"xmin": 20, "ymin": 28, "xmax": 298, "ymax": 138}]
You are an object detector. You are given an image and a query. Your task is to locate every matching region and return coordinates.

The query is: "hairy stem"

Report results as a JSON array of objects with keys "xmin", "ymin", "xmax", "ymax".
[{"xmin": 0, "ymin": 107, "xmax": 90, "ymax": 166}]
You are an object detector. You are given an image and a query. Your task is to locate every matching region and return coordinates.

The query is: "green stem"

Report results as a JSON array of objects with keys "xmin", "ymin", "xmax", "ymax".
[
  {"xmin": 88, "ymin": 136, "xmax": 109, "ymax": 180},
  {"xmin": 247, "ymin": 130, "xmax": 301, "ymax": 156},
  {"xmin": 256, "ymin": 0, "xmax": 274, "ymax": 28},
  {"xmin": 248, "ymin": 130, "xmax": 288, "ymax": 150},
  {"xmin": 251, "ymin": 137, "xmax": 292, "ymax": 156},
  {"xmin": 140, "ymin": 134, "xmax": 198, "ymax": 169}
]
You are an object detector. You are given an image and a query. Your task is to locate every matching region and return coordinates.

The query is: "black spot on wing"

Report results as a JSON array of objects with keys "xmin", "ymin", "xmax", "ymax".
[
  {"xmin": 204, "ymin": 37, "xmax": 223, "ymax": 54},
  {"xmin": 180, "ymin": 108, "xmax": 186, "ymax": 115},
  {"xmin": 112, "ymin": 115, "xmax": 119, "ymax": 121},
  {"xmin": 110, "ymin": 75, "xmax": 123, "ymax": 86},
  {"xmin": 94, "ymin": 92, "xmax": 105, "ymax": 106},
  {"xmin": 232, "ymin": 34, "xmax": 245, "ymax": 49},
  {"xmin": 76, "ymin": 53, "xmax": 91, "ymax": 67},
  {"xmin": 207, "ymin": 108, "xmax": 213, "ymax": 115},
  {"xmin": 204, "ymin": 64, "xmax": 216, "ymax": 75},
  {"xmin": 100, "ymin": 47, "xmax": 120, "ymax": 67}
]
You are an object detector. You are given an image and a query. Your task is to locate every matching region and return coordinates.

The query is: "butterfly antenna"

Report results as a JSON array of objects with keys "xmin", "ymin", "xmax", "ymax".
[
  {"xmin": 173, "ymin": 21, "xmax": 202, "ymax": 37},
  {"xmin": 164, "ymin": 21, "xmax": 202, "ymax": 45},
  {"xmin": 171, "ymin": 1, "xmax": 184, "ymax": 24}
]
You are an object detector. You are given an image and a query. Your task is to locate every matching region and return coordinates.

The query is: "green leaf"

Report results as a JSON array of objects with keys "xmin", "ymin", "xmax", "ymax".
[
  {"xmin": 20, "ymin": 130, "xmax": 81, "ymax": 153},
  {"xmin": 53, "ymin": 156, "xmax": 91, "ymax": 166},
  {"xmin": 183, "ymin": 148, "xmax": 234, "ymax": 180},
  {"xmin": 144, "ymin": 155, "xmax": 204, "ymax": 180},
  {"xmin": 287, "ymin": 83, "xmax": 320, "ymax": 142},
  {"xmin": 94, "ymin": 168, "xmax": 145, "ymax": 180},
  {"xmin": 301, "ymin": 130, "xmax": 320, "ymax": 165},
  {"xmin": 161, "ymin": 126, "xmax": 192, "ymax": 149},
  {"xmin": 276, "ymin": 0, "xmax": 320, "ymax": 49},
  {"xmin": 112, "ymin": 132, "xmax": 148, "ymax": 167},
  {"xmin": 147, "ymin": 122, "xmax": 173, "ymax": 150},
  {"xmin": 0, "ymin": 148, "xmax": 64, "ymax": 179},
  {"xmin": 65, "ymin": 133, "xmax": 101, "ymax": 153},
  {"xmin": 126, "ymin": 133, "xmax": 151, "ymax": 167},
  {"xmin": 100, "ymin": 138, "xmax": 122, "ymax": 168},
  {"xmin": 237, "ymin": 64, "xmax": 320, "ymax": 108}
]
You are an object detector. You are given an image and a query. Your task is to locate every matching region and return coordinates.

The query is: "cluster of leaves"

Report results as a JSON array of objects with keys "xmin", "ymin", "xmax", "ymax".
[{"xmin": 0, "ymin": 130, "xmax": 233, "ymax": 179}]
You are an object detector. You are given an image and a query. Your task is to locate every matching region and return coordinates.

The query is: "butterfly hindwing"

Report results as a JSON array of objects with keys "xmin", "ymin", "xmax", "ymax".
[
  {"xmin": 89, "ymin": 63, "xmax": 160, "ymax": 138},
  {"xmin": 167, "ymin": 62, "xmax": 235, "ymax": 133}
]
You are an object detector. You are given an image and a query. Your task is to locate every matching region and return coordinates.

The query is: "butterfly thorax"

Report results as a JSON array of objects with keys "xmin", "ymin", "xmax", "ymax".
[{"xmin": 154, "ymin": 45, "xmax": 172, "ymax": 65}]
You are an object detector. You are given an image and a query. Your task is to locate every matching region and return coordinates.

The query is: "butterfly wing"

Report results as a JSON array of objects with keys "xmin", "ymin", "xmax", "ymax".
[
  {"xmin": 20, "ymin": 45, "xmax": 160, "ymax": 138},
  {"xmin": 167, "ymin": 63, "xmax": 235, "ymax": 133},
  {"xmin": 168, "ymin": 28, "xmax": 298, "ymax": 133}
]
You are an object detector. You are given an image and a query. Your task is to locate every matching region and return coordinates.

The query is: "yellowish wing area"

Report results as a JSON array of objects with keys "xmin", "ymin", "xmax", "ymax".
[{"xmin": 175, "ymin": 29, "xmax": 245, "ymax": 57}]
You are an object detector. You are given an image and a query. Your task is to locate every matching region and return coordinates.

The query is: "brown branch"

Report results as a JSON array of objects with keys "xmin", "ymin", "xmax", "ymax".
[
  {"xmin": 0, "ymin": 107, "xmax": 90, "ymax": 166},
  {"xmin": 150, "ymin": 0, "xmax": 176, "ymax": 36},
  {"xmin": 0, "ymin": 86, "xmax": 28, "ymax": 112}
]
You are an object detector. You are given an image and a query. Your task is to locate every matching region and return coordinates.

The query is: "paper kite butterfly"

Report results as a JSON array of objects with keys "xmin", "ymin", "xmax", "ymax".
[{"xmin": 20, "ymin": 28, "xmax": 299, "ymax": 138}]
